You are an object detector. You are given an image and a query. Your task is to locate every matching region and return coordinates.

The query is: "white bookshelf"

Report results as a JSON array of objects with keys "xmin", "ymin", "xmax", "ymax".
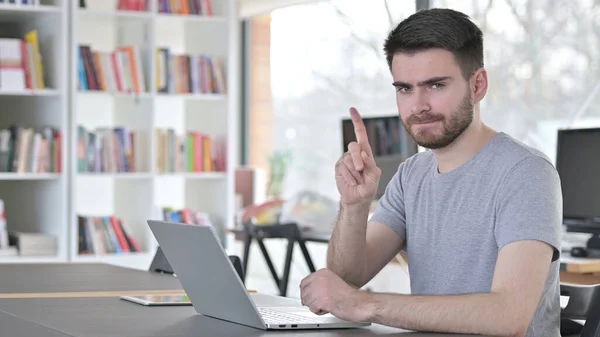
[
  {"xmin": 69, "ymin": 0, "xmax": 239, "ymax": 270},
  {"xmin": 0, "ymin": 2, "xmax": 62, "ymax": 18},
  {"xmin": 0, "ymin": 0, "xmax": 69, "ymax": 264}
]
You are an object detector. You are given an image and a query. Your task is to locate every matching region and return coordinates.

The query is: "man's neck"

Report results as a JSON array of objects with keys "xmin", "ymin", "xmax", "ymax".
[{"xmin": 432, "ymin": 121, "xmax": 497, "ymax": 174}]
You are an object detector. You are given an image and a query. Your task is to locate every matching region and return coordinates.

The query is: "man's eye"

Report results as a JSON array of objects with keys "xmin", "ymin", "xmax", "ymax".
[
  {"xmin": 396, "ymin": 86, "xmax": 410, "ymax": 93},
  {"xmin": 431, "ymin": 83, "xmax": 444, "ymax": 89}
]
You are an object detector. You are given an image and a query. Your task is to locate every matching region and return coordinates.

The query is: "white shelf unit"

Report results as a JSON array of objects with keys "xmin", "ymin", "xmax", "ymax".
[
  {"xmin": 0, "ymin": 0, "xmax": 69, "ymax": 264},
  {"xmin": 69, "ymin": 0, "xmax": 239, "ymax": 270},
  {"xmin": 0, "ymin": 1, "xmax": 69, "ymax": 264}
]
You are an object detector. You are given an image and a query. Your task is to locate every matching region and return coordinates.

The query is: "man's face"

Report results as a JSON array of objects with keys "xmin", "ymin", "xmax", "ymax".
[{"xmin": 391, "ymin": 48, "xmax": 474, "ymax": 149}]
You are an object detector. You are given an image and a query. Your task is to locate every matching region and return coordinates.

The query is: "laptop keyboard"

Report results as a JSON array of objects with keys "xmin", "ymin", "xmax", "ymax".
[{"xmin": 258, "ymin": 307, "xmax": 324, "ymax": 324}]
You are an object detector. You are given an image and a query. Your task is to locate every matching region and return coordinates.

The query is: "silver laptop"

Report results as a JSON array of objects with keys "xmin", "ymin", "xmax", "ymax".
[{"xmin": 147, "ymin": 220, "xmax": 371, "ymax": 330}]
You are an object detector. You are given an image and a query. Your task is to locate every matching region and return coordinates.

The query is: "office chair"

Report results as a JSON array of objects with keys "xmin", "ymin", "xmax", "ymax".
[{"xmin": 561, "ymin": 283, "xmax": 600, "ymax": 337}]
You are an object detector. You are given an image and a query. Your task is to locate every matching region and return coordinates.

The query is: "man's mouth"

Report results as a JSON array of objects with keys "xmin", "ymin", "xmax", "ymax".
[{"xmin": 412, "ymin": 118, "xmax": 442, "ymax": 125}]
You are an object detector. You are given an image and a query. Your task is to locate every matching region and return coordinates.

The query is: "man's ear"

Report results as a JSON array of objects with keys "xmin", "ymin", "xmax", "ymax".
[{"xmin": 471, "ymin": 68, "xmax": 488, "ymax": 103}]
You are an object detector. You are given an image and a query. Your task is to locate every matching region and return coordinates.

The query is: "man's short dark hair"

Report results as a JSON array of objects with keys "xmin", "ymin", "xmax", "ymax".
[{"xmin": 383, "ymin": 8, "xmax": 484, "ymax": 79}]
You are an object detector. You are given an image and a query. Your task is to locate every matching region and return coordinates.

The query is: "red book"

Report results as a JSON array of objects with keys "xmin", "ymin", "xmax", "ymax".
[{"xmin": 110, "ymin": 216, "xmax": 130, "ymax": 252}]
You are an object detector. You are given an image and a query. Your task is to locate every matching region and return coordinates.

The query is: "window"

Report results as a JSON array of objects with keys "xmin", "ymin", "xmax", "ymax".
[
  {"xmin": 246, "ymin": 0, "xmax": 600, "ymax": 202},
  {"xmin": 432, "ymin": 0, "xmax": 600, "ymax": 162},
  {"xmin": 267, "ymin": 0, "xmax": 416, "ymax": 201}
]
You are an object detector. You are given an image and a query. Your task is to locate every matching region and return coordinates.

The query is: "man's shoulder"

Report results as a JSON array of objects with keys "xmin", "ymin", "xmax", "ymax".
[
  {"xmin": 394, "ymin": 132, "xmax": 557, "ymax": 182},
  {"xmin": 490, "ymin": 132, "xmax": 555, "ymax": 173}
]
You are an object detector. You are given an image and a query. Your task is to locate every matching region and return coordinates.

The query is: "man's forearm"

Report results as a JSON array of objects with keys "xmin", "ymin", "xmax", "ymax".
[
  {"xmin": 361, "ymin": 291, "xmax": 528, "ymax": 337},
  {"xmin": 326, "ymin": 202, "xmax": 371, "ymax": 287}
]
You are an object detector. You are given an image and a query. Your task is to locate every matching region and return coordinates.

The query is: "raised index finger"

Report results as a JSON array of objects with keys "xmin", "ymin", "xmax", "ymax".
[{"xmin": 349, "ymin": 107, "xmax": 372, "ymax": 155}]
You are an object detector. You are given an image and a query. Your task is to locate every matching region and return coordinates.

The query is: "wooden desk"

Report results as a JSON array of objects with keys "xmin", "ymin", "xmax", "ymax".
[
  {"xmin": 0, "ymin": 263, "xmax": 184, "ymax": 299},
  {"xmin": 0, "ymin": 294, "xmax": 488, "ymax": 337},
  {"xmin": 560, "ymin": 255, "xmax": 600, "ymax": 285}
]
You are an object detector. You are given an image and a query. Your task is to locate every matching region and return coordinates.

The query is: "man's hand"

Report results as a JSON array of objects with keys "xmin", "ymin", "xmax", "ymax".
[
  {"xmin": 336, "ymin": 107, "xmax": 381, "ymax": 206},
  {"xmin": 299, "ymin": 268, "xmax": 370, "ymax": 323}
]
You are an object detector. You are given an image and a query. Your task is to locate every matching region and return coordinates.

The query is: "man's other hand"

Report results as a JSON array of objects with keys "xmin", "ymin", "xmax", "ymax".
[{"xmin": 299, "ymin": 268, "xmax": 369, "ymax": 323}]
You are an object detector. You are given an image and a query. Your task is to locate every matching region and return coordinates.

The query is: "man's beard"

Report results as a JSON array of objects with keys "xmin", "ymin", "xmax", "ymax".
[{"xmin": 402, "ymin": 91, "xmax": 474, "ymax": 150}]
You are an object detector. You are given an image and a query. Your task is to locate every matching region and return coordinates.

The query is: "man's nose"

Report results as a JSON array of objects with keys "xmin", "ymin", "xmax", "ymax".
[{"xmin": 410, "ymin": 90, "xmax": 431, "ymax": 114}]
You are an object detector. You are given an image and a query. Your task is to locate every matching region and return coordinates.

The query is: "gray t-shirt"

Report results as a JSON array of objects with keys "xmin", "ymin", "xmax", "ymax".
[{"xmin": 370, "ymin": 132, "xmax": 562, "ymax": 337}]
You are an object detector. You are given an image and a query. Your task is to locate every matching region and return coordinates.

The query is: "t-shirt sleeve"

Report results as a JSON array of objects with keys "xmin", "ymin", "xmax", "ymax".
[
  {"xmin": 494, "ymin": 156, "xmax": 562, "ymax": 261},
  {"xmin": 369, "ymin": 164, "xmax": 407, "ymax": 240}
]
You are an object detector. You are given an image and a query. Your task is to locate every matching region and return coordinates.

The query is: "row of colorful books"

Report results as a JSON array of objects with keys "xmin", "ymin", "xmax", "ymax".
[
  {"xmin": 77, "ymin": 126, "xmax": 226, "ymax": 174},
  {"xmin": 0, "ymin": 0, "xmax": 42, "ymax": 7},
  {"xmin": 156, "ymin": 49, "xmax": 226, "ymax": 95},
  {"xmin": 79, "ymin": 0, "xmax": 213, "ymax": 15},
  {"xmin": 161, "ymin": 206, "xmax": 213, "ymax": 226},
  {"xmin": 117, "ymin": 0, "xmax": 148, "ymax": 11},
  {"xmin": 158, "ymin": 0, "xmax": 213, "ymax": 15},
  {"xmin": 78, "ymin": 208, "xmax": 213, "ymax": 256},
  {"xmin": 77, "ymin": 214, "xmax": 142, "ymax": 255},
  {"xmin": 77, "ymin": 126, "xmax": 140, "ymax": 174},
  {"xmin": 77, "ymin": 45, "xmax": 227, "ymax": 96},
  {"xmin": 77, "ymin": 44, "xmax": 147, "ymax": 94},
  {"xmin": 79, "ymin": 0, "xmax": 148, "ymax": 11},
  {"xmin": 156, "ymin": 128, "xmax": 226, "ymax": 174},
  {"xmin": 0, "ymin": 125, "xmax": 62, "ymax": 174}
]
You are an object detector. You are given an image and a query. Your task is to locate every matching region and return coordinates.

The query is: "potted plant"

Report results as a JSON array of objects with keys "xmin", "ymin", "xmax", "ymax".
[{"xmin": 267, "ymin": 148, "xmax": 293, "ymax": 199}]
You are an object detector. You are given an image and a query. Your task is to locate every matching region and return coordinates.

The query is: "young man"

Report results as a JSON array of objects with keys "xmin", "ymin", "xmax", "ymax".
[{"xmin": 299, "ymin": 8, "xmax": 562, "ymax": 337}]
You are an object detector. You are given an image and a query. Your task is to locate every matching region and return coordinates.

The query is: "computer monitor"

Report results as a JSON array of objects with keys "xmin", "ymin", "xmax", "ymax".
[
  {"xmin": 341, "ymin": 115, "xmax": 418, "ymax": 199},
  {"xmin": 556, "ymin": 127, "xmax": 600, "ymax": 253}
]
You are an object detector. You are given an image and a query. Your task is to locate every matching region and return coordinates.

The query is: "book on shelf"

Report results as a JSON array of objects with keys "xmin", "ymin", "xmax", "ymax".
[
  {"xmin": 9, "ymin": 231, "xmax": 57, "ymax": 256},
  {"xmin": 78, "ymin": 0, "xmax": 148, "ymax": 11},
  {"xmin": 77, "ymin": 125, "xmax": 145, "ymax": 174},
  {"xmin": 0, "ymin": 30, "xmax": 45, "ymax": 92},
  {"xmin": 77, "ymin": 44, "xmax": 148, "ymax": 94},
  {"xmin": 155, "ymin": 128, "xmax": 226, "ymax": 174},
  {"xmin": 0, "ymin": 125, "xmax": 62, "ymax": 174},
  {"xmin": 161, "ymin": 206, "xmax": 213, "ymax": 227},
  {"xmin": 158, "ymin": 0, "xmax": 213, "ymax": 16},
  {"xmin": 155, "ymin": 48, "xmax": 226, "ymax": 95},
  {"xmin": 117, "ymin": 0, "xmax": 149, "ymax": 11},
  {"xmin": 77, "ymin": 214, "xmax": 142, "ymax": 255},
  {"xmin": 0, "ymin": 1, "xmax": 42, "ymax": 8},
  {"xmin": 0, "ymin": 199, "xmax": 7, "ymax": 250}
]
